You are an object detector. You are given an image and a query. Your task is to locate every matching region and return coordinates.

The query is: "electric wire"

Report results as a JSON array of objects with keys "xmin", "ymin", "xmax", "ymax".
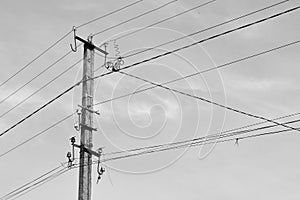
[
  {"xmin": 0, "ymin": 42, "xmax": 81, "ymax": 109},
  {"xmin": 0, "ymin": 0, "xmax": 173, "ymax": 106},
  {"xmin": 0, "ymin": 113, "xmax": 74, "ymax": 159},
  {"xmin": 2, "ymin": 160, "xmax": 85, "ymax": 200},
  {"xmin": 0, "ymin": 0, "xmax": 145, "ymax": 130},
  {"xmin": 69, "ymin": 124, "xmax": 299, "ymax": 167},
  {"xmin": 7, "ymin": 122, "xmax": 296, "ymax": 198},
  {"xmin": 2, "ymin": 5, "xmax": 299, "ymax": 196},
  {"xmin": 94, "ymin": 39, "xmax": 300, "ymax": 106},
  {"xmin": 0, "ymin": 165, "xmax": 66, "ymax": 200},
  {"xmin": 119, "ymin": 70, "xmax": 300, "ymax": 132},
  {"xmin": 2, "ymin": 36, "xmax": 299, "ymax": 161},
  {"xmin": 92, "ymin": 0, "xmax": 178, "ymax": 36},
  {"xmin": 103, "ymin": 127, "xmax": 296, "ymax": 163},
  {"xmin": 0, "ymin": 63, "xmax": 104, "ymax": 156},
  {"xmin": 6, "ymin": 169, "xmax": 68, "ymax": 200},
  {"xmin": 76, "ymin": 0, "xmax": 144, "ymax": 29},
  {"xmin": 0, "ymin": 59, "xmax": 82, "ymax": 119},
  {"xmin": 0, "ymin": 0, "xmax": 143, "ymax": 90},
  {"xmin": 0, "ymin": 49, "xmax": 76, "ymax": 106},
  {"xmin": 1, "ymin": 0, "xmax": 291, "ymax": 156},
  {"xmin": 3, "ymin": 0, "xmax": 284, "ymax": 117},
  {"xmin": 0, "ymin": 31, "xmax": 73, "ymax": 89},
  {"xmin": 1, "ymin": 7, "xmax": 298, "ymax": 138},
  {"xmin": 92, "ymin": 5, "xmax": 300, "ymax": 82},
  {"xmin": 94, "ymin": 63, "xmax": 106, "ymax": 73},
  {"xmin": 95, "ymin": 0, "xmax": 290, "ymax": 60},
  {"xmin": 123, "ymin": 0, "xmax": 293, "ymax": 58},
  {"xmin": 9, "ymin": 169, "xmax": 69, "ymax": 200},
  {"xmin": 0, "ymin": 80, "xmax": 82, "ymax": 137},
  {"xmin": 108, "ymin": 0, "xmax": 217, "ymax": 42},
  {"xmin": 104, "ymin": 117, "xmax": 300, "ymax": 156},
  {"xmin": 5, "ymin": 122, "xmax": 298, "ymax": 199},
  {"xmin": 158, "ymin": 127, "xmax": 297, "ymax": 155}
]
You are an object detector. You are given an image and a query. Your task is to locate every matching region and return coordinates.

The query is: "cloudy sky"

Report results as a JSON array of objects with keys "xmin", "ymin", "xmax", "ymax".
[{"xmin": 0, "ymin": 0, "xmax": 300, "ymax": 199}]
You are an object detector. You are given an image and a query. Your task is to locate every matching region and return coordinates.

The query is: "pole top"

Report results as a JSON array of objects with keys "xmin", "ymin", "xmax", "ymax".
[{"xmin": 70, "ymin": 28, "xmax": 108, "ymax": 55}]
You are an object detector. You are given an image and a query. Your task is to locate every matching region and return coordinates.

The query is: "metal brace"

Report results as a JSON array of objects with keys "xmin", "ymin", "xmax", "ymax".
[
  {"xmin": 78, "ymin": 105, "xmax": 100, "ymax": 115},
  {"xmin": 79, "ymin": 123, "xmax": 97, "ymax": 131},
  {"xmin": 70, "ymin": 30, "xmax": 109, "ymax": 54}
]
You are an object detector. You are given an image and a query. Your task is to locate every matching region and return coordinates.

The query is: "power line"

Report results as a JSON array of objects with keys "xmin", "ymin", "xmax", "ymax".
[
  {"xmin": 0, "ymin": 1, "xmax": 143, "ymax": 90},
  {"xmin": 59, "ymin": 126, "xmax": 298, "ymax": 169},
  {"xmin": 92, "ymin": 5, "xmax": 300, "ymax": 82},
  {"xmin": 76, "ymin": 0, "xmax": 144, "ymax": 29},
  {"xmin": 108, "ymin": 0, "xmax": 217, "ymax": 42},
  {"xmin": 0, "ymin": 113, "xmax": 74, "ymax": 159},
  {"xmin": 103, "ymin": 127, "xmax": 297, "ymax": 162},
  {"xmin": 101, "ymin": 124, "xmax": 299, "ymax": 163},
  {"xmin": 0, "ymin": 31, "xmax": 73, "ymax": 89},
  {"xmin": 94, "ymin": 39, "xmax": 300, "ymax": 106},
  {"xmin": 1, "ymin": 7, "xmax": 298, "ymax": 138},
  {"xmin": 4, "ymin": 121, "xmax": 299, "ymax": 199},
  {"xmin": 0, "ymin": 2, "xmax": 142, "ymax": 125},
  {"xmin": 0, "ymin": 0, "xmax": 175, "ymax": 106},
  {"xmin": 0, "ymin": 48, "xmax": 77, "ymax": 106},
  {"xmin": 158, "ymin": 127, "xmax": 297, "ymax": 156},
  {"xmin": 7, "ymin": 169, "xmax": 67, "ymax": 200},
  {"xmin": 104, "ymin": 117, "xmax": 300, "ymax": 156},
  {"xmin": 0, "ymin": 60, "xmax": 82, "ymax": 119},
  {"xmin": 0, "ymin": 165, "xmax": 65, "ymax": 200},
  {"xmin": 119, "ymin": 70, "xmax": 300, "ymax": 132},
  {"xmin": 8, "ymin": 124, "xmax": 293, "ymax": 200},
  {"xmin": 1, "ymin": 107, "xmax": 299, "ymax": 160},
  {"xmin": 96, "ymin": 0, "xmax": 290, "ymax": 60},
  {"xmin": 1, "ymin": 160, "xmax": 88, "ymax": 200},
  {"xmin": 4, "ymin": 0, "xmax": 281, "ymax": 114},
  {"xmin": 0, "ymin": 0, "xmax": 149, "ymax": 128},
  {"xmin": 6, "ymin": 120, "xmax": 283, "ymax": 199},
  {"xmin": 69, "ymin": 124, "xmax": 298, "ymax": 167},
  {"xmin": 123, "ymin": 0, "xmax": 293, "ymax": 58},
  {"xmin": 0, "ymin": 80, "xmax": 81, "ymax": 137},
  {"xmin": 1, "ymin": 36, "xmax": 298, "ymax": 162},
  {"xmin": 92, "ymin": 0, "xmax": 178, "ymax": 36},
  {"xmin": 9, "ymin": 169, "xmax": 69, "ymax": 200}
]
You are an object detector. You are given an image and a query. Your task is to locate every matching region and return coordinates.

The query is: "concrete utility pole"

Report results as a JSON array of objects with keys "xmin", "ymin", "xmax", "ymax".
[
  {"xmin": 78, "ymin": 36, "xmax": 95, "ymax": 200},
  {"xmin": 69, "ymin": 32, "xmax": 108, "ymax": 200}
]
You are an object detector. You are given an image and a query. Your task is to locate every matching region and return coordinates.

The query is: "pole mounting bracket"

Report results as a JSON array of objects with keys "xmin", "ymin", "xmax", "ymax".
[
  {"xmin": 78, "ymin": 105, "xmax": 100, "ymax": 115},
  {"xmin": 70, "ymin": 25, "xmax": 108, "ymax": 55},
  {"xmin": 79, "ymin": 123, "xmax": 97, "ymax": 131}
]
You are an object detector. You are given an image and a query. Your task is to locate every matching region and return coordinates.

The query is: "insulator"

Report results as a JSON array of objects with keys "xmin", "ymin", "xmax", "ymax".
[
  {"xmin": 70, "ymin": 136, "xmax": 76, "ymax": 144},
  {"xmin": 67, "ymin": 152, "xmax": 72, "ymax": 158}
]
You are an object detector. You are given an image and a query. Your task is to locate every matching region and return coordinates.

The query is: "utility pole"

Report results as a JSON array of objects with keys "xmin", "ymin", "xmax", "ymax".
[
  {"xmin": 78, "ymin": 36, "xmax": 95, "ymax": 200},
  {"xmin": 69, "ymin": 28, "xmax": 108, "ymax": 200}
]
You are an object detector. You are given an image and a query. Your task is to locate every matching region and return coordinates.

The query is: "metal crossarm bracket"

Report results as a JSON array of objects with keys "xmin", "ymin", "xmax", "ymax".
[
  {"xmin": 75, "ymin": 36, "xmax": 108, "ymax": 55},
  {"xmin": 78, "ymin": 105, "xmax": 100, "ymax": 115},
  {"xmin": 72, "ymin": 143, "xmax": 101, "ymax": 158},
  {"xmin": 79, "ymin": 123, "xmax": 97, "ymax": 131},
  {"xmin": 84, "ymin": 147, "xmax": 101, "ymax": 158},
  {"xmin": 72, "ymin": 143, "xmax": 81, "ymax": 149}
]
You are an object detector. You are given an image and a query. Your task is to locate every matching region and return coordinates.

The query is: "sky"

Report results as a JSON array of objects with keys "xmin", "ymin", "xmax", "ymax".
[{"xmin": 0, "ymin": 0, "xmax": 300, "ymax": 199}]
